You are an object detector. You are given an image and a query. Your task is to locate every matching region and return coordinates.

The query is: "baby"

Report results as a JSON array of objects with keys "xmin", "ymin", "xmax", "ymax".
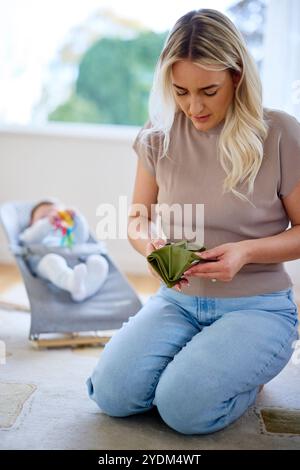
[{"xmin": 19, "ymin": 199, "xmax": 109, "ymax": 302}]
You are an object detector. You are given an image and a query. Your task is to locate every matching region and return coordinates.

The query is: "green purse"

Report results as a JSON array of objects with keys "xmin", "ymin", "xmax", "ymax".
[{"xmin": 146, "ymin": 240, "xmax": 207, "ymax": 288}]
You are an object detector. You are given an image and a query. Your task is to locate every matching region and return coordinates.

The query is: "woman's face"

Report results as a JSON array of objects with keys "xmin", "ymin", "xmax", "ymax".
[{"xmin": 171, "ymin": 60, "xmax": 239, "ymax": 131}]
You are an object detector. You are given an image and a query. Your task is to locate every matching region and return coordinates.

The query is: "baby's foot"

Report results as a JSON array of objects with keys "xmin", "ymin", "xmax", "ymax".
[
  {"xmin": 84, "ymin": 255, "xmax": 109, "ymax": 298},
  {"xmin": 70, "ymin": 263, "xmax": 87, "ymax": 302}
]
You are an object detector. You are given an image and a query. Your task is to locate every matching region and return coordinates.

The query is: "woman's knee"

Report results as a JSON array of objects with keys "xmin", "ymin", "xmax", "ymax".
[
  {"xmin": 154, "ymin": 380, "xmax": 209, "ymax": 434},
  {"xmin": 154, "ymin": 370, "xmax": 248, "ymax": 435},
  {"xmin": 86, "ymin": 372, "xmax": 129, "ymax": 417},
  {"xmin": 86, "ymin": 343, "xmax": 155, "ymax": 417}
]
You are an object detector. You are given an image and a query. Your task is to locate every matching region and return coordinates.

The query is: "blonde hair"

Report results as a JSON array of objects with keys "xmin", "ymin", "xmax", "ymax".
[{"xmin": 139, "ymin": 8, "xmax": 269, "ymax": 206}]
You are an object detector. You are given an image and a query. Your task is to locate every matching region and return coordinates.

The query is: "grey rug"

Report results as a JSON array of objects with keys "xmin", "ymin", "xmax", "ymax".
[{"xmin": 0, "ymin": 305, "xmax": 300, "ymax": 450}]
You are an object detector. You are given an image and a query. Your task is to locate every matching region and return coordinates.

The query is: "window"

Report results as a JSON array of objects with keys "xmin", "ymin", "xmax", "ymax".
[{"xmin": 0, "ymin": 0, "xmax": 267, "ymax": 126}]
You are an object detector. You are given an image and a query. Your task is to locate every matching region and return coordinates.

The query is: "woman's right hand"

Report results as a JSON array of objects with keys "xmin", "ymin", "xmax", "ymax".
[
  {"xmin": 146, "ymin": 238, "xmax": 166, "ymax": 281},
  {"xmin": 146, "ymin": 238, "xmax": 190, "ymax": 291}
]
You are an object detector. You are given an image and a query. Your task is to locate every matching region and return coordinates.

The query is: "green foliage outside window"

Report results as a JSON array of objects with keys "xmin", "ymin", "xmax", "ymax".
[{"xmin": 49, "ymin": 31, "xmax": 167, "ymax": 126}]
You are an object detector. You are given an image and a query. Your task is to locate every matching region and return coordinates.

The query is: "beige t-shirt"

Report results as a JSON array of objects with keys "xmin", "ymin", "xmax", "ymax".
[{"xmin": 132, "ymin": 108, "xmax": 300, "ymax": 297}]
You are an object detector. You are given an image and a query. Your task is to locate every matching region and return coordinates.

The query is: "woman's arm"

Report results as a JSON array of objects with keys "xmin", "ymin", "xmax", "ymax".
[
  {"xmin": 127, "ymin": 160, "xmax": 160, "ymax": 257},
  {"xmin": 241, "ymin": 226, "xmax": 300, "ymax": 264},
  {"xmin": 241, "ymin": 180, "xmax": 300, "ymax": 264},
  {"xmin": 183, "ymin": 181, "xmax": 300, "ymax": 283}
]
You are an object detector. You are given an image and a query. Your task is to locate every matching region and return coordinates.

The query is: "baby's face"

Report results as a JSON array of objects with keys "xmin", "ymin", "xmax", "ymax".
[{"xmin": 31, "ymin": 204, "xmax": 58, "ymax": 225}]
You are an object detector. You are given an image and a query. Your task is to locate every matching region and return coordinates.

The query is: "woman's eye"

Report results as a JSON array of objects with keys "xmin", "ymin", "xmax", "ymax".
[{"xmin": 175, "ymin": 91, "xmax": 218, "ymax": 97}]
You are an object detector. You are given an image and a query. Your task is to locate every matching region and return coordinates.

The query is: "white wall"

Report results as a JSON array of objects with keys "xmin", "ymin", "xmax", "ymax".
[
  {"xmin": 0, "ymin": 122, "xmax": 299, "ymax": 300},
  {"xmin": 0, "ymin": 122, "xmax": 148, "ymax": 274}
]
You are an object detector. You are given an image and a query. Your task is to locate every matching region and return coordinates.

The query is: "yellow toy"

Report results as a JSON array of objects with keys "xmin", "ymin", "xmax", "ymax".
[{"xmin": 52, "ymin": 210, "xmax": 75, "ymax": 247}]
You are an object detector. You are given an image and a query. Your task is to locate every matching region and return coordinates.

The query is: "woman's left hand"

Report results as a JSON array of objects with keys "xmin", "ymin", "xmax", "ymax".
[{"xmin": 174, "ymin": 242, "xmax": 249, "ymax": 290}]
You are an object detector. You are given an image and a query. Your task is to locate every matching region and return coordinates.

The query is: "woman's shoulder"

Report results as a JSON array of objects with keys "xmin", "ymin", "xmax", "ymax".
[
  {"xmin": 134, "ymin": 112, "xmax": 183, "ymax": 149},
  {"xmin": 263, "ymin": 107, "xmax": 300, "ymax": 133},
  {"xmin": 264, "ymin": 109, "xmax": 300, "ymax": 199}
]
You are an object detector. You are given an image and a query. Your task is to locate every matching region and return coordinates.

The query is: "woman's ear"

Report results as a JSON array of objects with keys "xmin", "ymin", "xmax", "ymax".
[{"xmin": 232, "ymin": 70, "xmax": 241, "ymax": 89}]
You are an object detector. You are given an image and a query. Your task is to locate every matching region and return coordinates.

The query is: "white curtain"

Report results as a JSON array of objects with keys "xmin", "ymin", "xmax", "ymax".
[{"xmin": 261, "ymin": 0, "xmax": 300, "ymax": 120}]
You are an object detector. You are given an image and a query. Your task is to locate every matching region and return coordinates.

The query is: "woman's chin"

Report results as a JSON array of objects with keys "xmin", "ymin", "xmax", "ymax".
[{"xmin": 192, "ymin": 119, "xmax": 213, "ymax": 131}]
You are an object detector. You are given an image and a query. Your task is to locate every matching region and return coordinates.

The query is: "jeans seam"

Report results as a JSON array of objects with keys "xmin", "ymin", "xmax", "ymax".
[
  {"xmin": 255, "ymin": 324, "xmax": 298, "ymax": 384},
  {"xmin": 157, "ymin": 290, "xmax": 198, "ymax": 324},
  {"xmin": 287, "ymin": 289, "xmax": 298, "ymax": 312},
  {"xmin": 145, "ymin": 357, "xmax": 172, "ymax": 407},
  {"xmin": 222, "ymin": 388, "xmax": 257, "ymax": 429},
  {"xmin": 260, "ymin": 289, "xmax": 291, "ymax": 296}
]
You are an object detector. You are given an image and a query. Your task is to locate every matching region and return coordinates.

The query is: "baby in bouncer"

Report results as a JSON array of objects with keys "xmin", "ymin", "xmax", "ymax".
[{"xmin": 19, "ymin": 199, "xmax": 109, "ymax": 302}]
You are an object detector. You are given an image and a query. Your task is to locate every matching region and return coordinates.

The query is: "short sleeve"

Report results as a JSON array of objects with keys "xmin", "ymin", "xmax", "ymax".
[
  {"xmin": 278, "ymin": 112, "xmax": 300, "ymax": 199},
  {"xmin": 132, "ymin": 120, "xmax": 164, "ymax": 176}
]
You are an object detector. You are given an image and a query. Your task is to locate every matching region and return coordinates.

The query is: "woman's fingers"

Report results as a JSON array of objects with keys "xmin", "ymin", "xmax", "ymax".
[
  {"xmin": 151, "ymin": 238, "xmax": 166, "ymax": 249},
  {"xmin": 174, "ymin": 277, "xmax": 190, "ymax": 291},
  {"xmin": 146, "ymin": 238, "xmax": 165, "ymax": 255},
  {"xmin": 146, "ymin": 238, "xmax": 167, "ymax": 280}
]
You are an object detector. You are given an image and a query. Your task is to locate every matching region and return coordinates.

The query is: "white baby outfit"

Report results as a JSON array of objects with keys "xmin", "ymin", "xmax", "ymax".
[{"xmin": 19, "ymin": 211, "xmax": 108, "ymax": 302}]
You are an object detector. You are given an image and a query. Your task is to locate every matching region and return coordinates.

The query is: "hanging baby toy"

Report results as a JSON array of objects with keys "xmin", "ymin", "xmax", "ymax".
[{"xmin": 52, "ymin": 210, "xmax": 75, "ymax": 248}]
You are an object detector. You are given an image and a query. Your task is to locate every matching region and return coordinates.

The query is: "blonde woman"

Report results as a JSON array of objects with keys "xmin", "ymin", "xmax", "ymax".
[{"xmin": 87, "ymin": 9, "xmax": 300, "ymax": 435}]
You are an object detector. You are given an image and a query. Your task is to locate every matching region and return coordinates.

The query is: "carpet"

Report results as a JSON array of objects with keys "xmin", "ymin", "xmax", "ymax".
[
  {"xmin": 1, "ymin": 303, "xmax": 300, "ymax": 450},
  {"xmin": 0, "ymin": 383, "xmax": 36, "ymax": 428}
]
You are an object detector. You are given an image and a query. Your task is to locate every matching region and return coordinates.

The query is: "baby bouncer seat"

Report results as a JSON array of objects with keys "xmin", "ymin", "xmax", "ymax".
[{"xmin": 0, "ymin": 200, "xmax": 143, "ymax": 348}]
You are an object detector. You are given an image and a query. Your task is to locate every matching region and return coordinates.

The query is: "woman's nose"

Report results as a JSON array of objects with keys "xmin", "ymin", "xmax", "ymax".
[{"xmin": 188, "ymin": 96, "xmax": 205, "ymax": 116}]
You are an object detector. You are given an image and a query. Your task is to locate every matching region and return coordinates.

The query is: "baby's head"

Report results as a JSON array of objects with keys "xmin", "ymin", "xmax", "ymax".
[{"xmin": 30, "ymin": 200, "xmax": 59, "ymax": 226}]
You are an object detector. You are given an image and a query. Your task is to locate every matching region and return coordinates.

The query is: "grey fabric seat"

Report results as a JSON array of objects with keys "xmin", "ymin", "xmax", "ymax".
[{"xmin": 0, "ymin": 200, "xmax": 143, "ymax": 339}]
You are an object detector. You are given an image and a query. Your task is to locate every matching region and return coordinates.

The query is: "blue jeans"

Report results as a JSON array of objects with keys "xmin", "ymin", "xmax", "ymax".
[{"xmin": 86, "ymin": 284, "xmax": 299, "ymax": 435}]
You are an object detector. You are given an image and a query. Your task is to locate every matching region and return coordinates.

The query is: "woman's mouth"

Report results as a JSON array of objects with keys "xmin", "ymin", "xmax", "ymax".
[{"xmin": 193, "ymin": 114, "xmax": 211, "ymax": 122}]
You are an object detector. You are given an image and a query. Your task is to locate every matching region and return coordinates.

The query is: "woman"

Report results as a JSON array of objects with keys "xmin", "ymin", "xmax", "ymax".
[{"xmin": 87, "ymin": 9, "xmax": 300, "ymax": 435}]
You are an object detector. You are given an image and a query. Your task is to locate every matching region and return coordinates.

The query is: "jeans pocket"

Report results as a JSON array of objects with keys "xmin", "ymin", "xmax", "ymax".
[
  {"xmin": 253, "ymin": 288, "xmax": 298, "ymax": 326},
  {"xmin": 287, "ymin": 289, "xmax": 299, "ymax": 316}
]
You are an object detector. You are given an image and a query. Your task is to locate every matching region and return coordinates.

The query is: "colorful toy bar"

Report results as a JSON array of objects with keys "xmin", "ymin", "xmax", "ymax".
[{"xmin": 53, "ymin": 210, "xmax": 75, "ymax": 248}]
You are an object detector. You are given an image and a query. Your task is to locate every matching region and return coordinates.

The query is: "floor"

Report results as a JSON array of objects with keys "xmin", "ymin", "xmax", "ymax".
[{"xmin": 0, "ymin": 263, "xmax": 300, "ymax": 450}]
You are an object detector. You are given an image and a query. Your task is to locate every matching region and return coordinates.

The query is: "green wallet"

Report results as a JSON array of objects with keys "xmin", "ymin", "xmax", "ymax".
[{"xmin": 146, "ymin": 240, "xmax": 207, "ymax": 288}]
